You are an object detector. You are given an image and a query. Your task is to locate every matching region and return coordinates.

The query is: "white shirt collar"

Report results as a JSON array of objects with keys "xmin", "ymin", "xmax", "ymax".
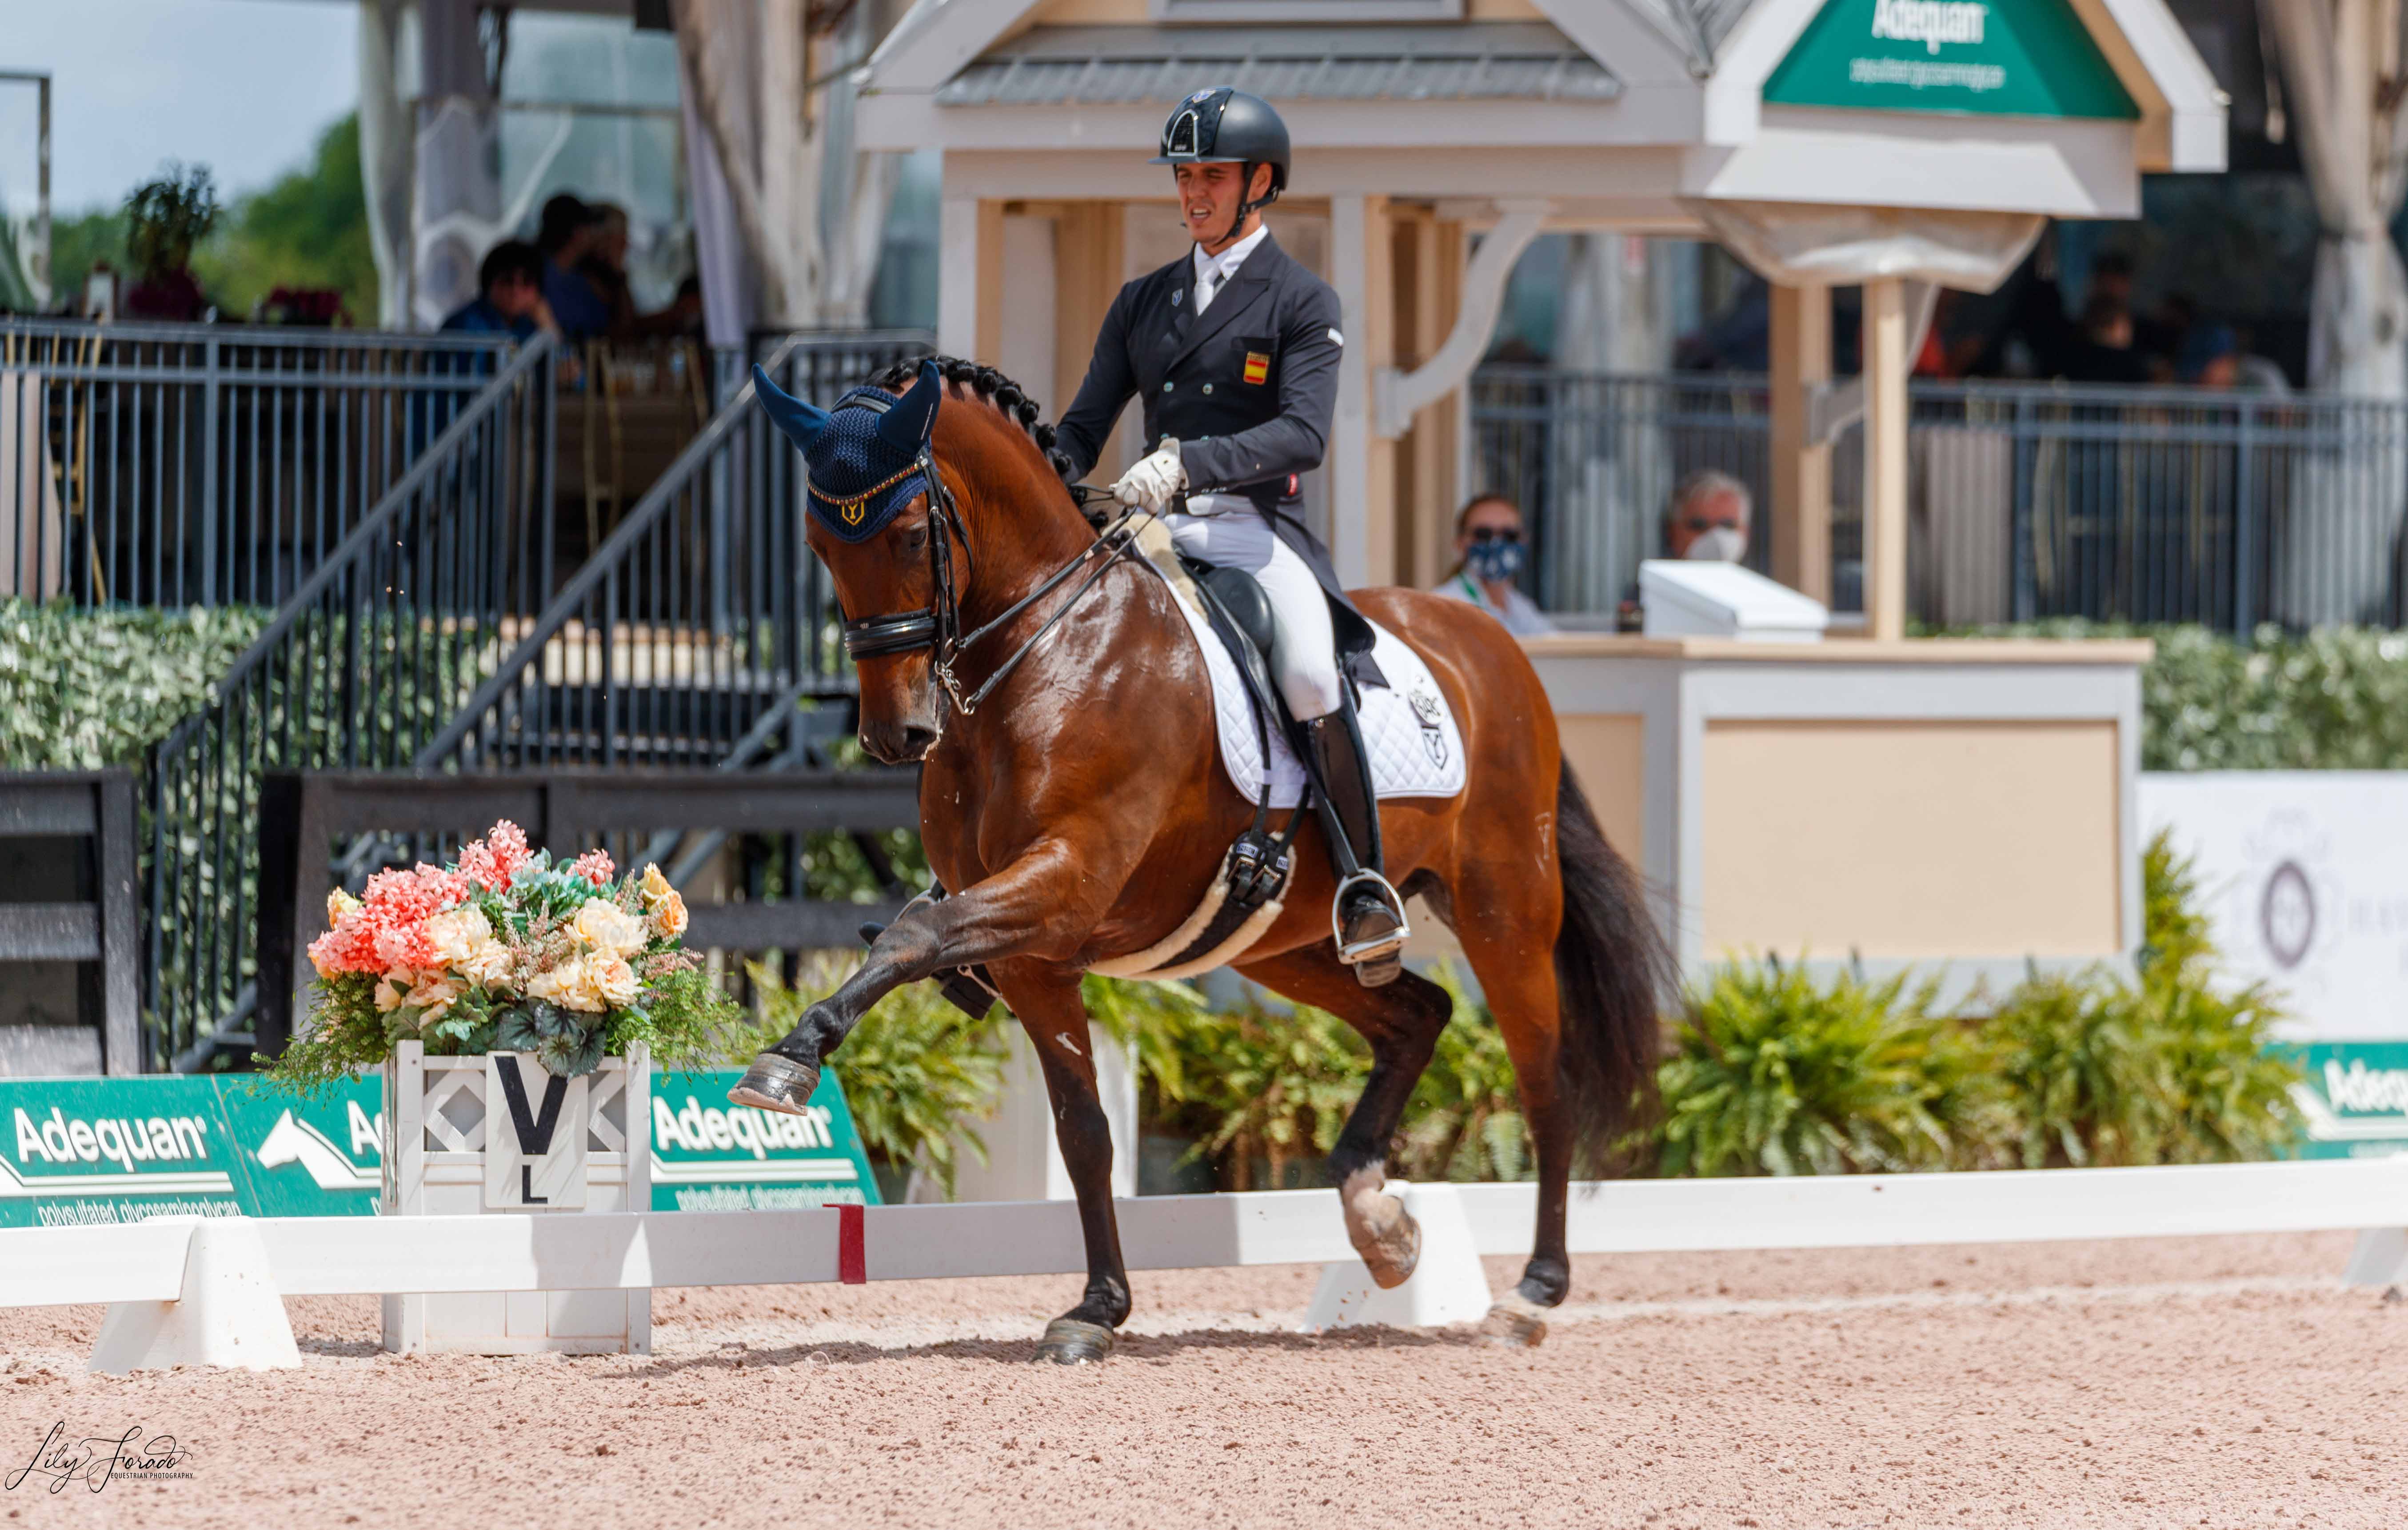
[{"xmin": 1191, "ymin": 224, "xmax": 1271, "ymax": 291}]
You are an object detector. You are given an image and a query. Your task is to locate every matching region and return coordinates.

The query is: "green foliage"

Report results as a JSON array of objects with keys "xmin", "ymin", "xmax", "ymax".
[
  {"xmin": 1926, "ymin": 619, "xmax": 2408, "ymax": 772},
  {"xmin": 194, "ymin": 114, "xmax": 379, "ymax": 325},
  {"xmin": 1108, "ymin": 962, "xmax": 1529, "ymax": 1188},
  {"xmin": 1988, "ymin": 831, "xmax": 2301, "ymax": 1166},
  {"xmin": 744, "ymin": 956, "xmax": 1009, "ymax": 1198},
  {"xmin": 607, "ymin": 965, "xmax": 747, "ymax": 1079},
  {"xmin": 1655, "ymin": 962, "xmax": 2012, "ymax": 1178},
  {"xmin": 125, "ymin": 164, "xmax": 219, "ymax": 282},
  {"xmin": 46, "ymin": 206, "xmax": 127, "ymax": 309},
  {"xmin": 260, "ymin": 974, "xmax": 389, "ymax": 1097},
  {"xmin": 0, "ymin": 600, "xmax": 267, "ymax": 768}
]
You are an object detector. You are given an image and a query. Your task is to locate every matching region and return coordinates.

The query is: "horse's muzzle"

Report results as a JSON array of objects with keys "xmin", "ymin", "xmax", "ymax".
[{"xmin": 859, "ymin": 721, "xmax": 938, "ymax": 764}]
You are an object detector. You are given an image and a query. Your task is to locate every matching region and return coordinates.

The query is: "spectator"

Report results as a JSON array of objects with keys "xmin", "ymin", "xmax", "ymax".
[
  {"xmin": 1665, "ymin": 469, "xmax": 1751, "ymax": 562},
  {"xmin": 537, "ymin": 193, "xmax": 612, "ymax": 341},
  {"xmin": 2063, "ymin": 294, "xmax": 2152, "ymax": 385},
  {"xmin": 439, "ymin": 240, "xmax": 554, "ymax": 339},
  {"xmin": 1432, "ymin": 492, "xmax": 1553, "ymax": 636},
  {"xmin": 1615, "ymin": 471, "xmax": 1753, "ymax": 631},
  {"xmin": 581, "ymin": 202, "xmax": 706, "ymax": 340}
]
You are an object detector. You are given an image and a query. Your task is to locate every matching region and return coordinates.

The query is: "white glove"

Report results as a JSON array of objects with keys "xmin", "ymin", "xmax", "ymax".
[{"xmin": 1112, "ymin": 439, "xmax": 1186, "ymax": 514}]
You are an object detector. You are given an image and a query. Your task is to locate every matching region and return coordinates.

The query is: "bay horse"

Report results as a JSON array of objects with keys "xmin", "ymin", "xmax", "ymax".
[{"xmin": 735, "ymin": 357, "xmax": 1663, "ymax": 1361}]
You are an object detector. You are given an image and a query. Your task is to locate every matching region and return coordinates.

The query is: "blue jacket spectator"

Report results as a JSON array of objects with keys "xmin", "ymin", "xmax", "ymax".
[
  {"xmin": 536, "ymin": 193, "xmax": 611, "ymax": 341},
  {"xmin": 440, "ymin": 240, "xmax": 550, "ymax": 340}
]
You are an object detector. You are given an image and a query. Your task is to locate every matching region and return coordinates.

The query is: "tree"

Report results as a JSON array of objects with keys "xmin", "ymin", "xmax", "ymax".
[{"xmin": 195, "ymin": 113, "xmax": 379, "ymax": 324}]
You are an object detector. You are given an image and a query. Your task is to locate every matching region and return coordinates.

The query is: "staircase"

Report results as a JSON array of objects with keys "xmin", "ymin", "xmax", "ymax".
[{"xmin": 141, "ymin": 331, "xmax": 930, "ymax": 1071}]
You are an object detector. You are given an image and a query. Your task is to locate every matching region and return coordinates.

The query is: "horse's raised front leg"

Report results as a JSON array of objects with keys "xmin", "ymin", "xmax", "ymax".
[
  {"xmin": 992, "ymin": 970, "xmax": 1130, "ymax": 1364},
  {"xmin": 730, "ymin": 839, "xmax": 1099, "ymax": 1113},
  {"xmin": 1236, "ymin": 945, "xmax": 1454, "ymax": 1290}
]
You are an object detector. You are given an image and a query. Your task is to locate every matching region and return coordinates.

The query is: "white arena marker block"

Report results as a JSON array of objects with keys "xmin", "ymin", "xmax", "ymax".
[
  {"xmin": 89, "ymin": 1219, "xmax": 302, "ymax": 1375},
  {"xmin": 1302, "ymin": 1182, "xmax": 1492, "ymax": 1333},
  {"xmin": 2344, "ymin": 1228, "xmax": 2408, "ymax": 1287}
]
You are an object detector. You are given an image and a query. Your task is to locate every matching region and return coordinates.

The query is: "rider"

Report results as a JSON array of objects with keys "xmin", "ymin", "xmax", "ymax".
[{"xmin": 1052, "ymin": 86, "xmax": 1408, "ymax": 985}]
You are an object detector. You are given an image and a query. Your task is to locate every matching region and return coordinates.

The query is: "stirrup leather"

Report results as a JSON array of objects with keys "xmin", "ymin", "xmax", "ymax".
[{"xmin": 1331, "ymin": 868, "xmax": 1410, "ymax": 966}]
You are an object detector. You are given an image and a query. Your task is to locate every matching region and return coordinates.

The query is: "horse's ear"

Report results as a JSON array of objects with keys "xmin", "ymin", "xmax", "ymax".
[
  {"xmin": 751, "ymin": 364, "xmax": 830, "ymax": 453},
  {"xmin": 875, "ymin": 359, "xmax": 943, "ymax": 454}
]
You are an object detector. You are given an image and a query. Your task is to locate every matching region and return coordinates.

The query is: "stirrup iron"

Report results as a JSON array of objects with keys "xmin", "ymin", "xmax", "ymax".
[{"xmin": 1332, "ymin": 868, "xmax": 1410, "ymax": 967}]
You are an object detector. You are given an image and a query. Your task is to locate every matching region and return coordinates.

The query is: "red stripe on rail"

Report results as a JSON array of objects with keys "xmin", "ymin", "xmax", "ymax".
[{"xmin": 838, "ymin": 1203, "xmax": 867, "ymax": 1285}]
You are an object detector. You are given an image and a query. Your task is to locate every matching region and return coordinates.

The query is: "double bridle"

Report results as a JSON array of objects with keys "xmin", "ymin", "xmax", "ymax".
[{"xmin": 838, "ymin": 450, "xmax": 1137, "ymax": 718}]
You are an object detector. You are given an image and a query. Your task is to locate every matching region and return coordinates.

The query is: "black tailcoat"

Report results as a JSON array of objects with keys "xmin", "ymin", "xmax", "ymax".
[{"xmin": 1053, "ymin": 233, "xmax": 1377, "ymax": 672}]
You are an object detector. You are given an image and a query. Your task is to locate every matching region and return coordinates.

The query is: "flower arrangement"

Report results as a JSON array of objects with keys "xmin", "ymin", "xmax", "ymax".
[{"xmin": 263, "ymin": 821, "xmax": 742, "ymax": 1092}]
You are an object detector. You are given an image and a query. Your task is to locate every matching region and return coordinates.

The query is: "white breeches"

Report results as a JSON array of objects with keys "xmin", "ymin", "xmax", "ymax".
[{"xmin": 1163, "ymin": 500, "xmax": 1344, "ymax": 720}]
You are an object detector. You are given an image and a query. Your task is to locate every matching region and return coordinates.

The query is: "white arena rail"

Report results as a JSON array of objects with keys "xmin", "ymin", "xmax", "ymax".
[{"xmin": 6, "ymin": 1158, "xmax": 2408, "ymax": 1373}]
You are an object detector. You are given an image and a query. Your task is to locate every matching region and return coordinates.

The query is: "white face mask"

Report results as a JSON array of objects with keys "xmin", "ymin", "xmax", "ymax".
[{"xmin": 1685, "ymin": 527, "xmax": 1747, "ymax": 563}]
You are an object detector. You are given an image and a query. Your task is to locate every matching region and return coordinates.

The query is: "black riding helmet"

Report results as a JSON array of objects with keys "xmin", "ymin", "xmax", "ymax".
[{"xmin": 1151, "ymin": 86, "xmax": 1290, "ymax": 244}]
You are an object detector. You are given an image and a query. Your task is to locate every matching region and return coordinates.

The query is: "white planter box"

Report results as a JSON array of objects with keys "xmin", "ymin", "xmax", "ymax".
[{"xmin": 379, "ymin": 1040, "xmax": 651, "ymax": 1355}]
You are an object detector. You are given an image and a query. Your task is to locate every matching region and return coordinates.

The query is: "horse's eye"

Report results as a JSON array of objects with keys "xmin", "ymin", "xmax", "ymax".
[{"xmin": 903, "ymin": 523, "xmax": 929, "ymax": 552}]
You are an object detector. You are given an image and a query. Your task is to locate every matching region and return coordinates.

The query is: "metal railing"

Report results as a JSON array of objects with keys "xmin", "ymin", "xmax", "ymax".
[
  {"xmin": 0, "ymin": 318, "xmax": 517, "ymax": 609},
  {"xmin": 1470, "ymin": 366, "xmax": 2408, "ymax": 632},
  {"xmin": 420, "ymin": 330, "xmax": 930, "ymax": 774},
  {"xmin": 141, "ymin": 336, "xmax": 556, "ymax": 1071}
]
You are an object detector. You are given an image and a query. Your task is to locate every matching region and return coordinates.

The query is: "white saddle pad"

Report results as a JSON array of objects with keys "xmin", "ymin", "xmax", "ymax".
[{"xmin": 1158, "ymin": 567, "xmax": 1468, "ymax": 809}]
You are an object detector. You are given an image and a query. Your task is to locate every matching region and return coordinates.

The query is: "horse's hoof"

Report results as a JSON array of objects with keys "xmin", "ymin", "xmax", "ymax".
[
  {"xmin": 727, "ymin": 1053, "xmax": 819, "ymax": 1115},
  {"xmin": 1475, "ymin": 1293, "xmax": 1550, "ymax": 1349},
  {"xmin": 1342, "ymin": 1176, "xmax": 1421, "ymax": 1290},
  {"xmin": 1034, "ymin": 1318, "xmax": 1115, "ymax": 1365}
]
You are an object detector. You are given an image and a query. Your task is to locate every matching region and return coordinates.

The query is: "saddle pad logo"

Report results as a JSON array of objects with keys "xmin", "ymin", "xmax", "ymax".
[
  {"xmin": 1409, "ymin": 685, "xmax": 1449, "ymax": 767},
  {"xmin": 1242, "ymin": 352, "xmax": 1270, "ymax": 385}
]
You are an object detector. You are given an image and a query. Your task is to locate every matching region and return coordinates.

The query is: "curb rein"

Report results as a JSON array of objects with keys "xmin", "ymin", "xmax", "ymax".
[{"xmin": 838, "ymin": 459, "xmax": 1138, "ymax": 718}]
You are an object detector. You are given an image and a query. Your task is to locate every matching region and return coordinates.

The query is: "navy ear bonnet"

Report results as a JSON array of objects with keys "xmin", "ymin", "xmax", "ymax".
[{"xmin": 751, "ymin": 359, "xmax": 942, "ymax": 542}]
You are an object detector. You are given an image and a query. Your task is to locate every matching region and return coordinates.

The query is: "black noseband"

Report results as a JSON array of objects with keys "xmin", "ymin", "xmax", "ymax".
[{"xmin": 843, "ymin": 611, "xmax": 941, "ymax": 659}]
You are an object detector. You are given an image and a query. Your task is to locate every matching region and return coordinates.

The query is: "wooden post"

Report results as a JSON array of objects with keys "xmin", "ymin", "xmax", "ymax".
[
  {"xmin": 1862, "ymin": 276, "xmax": 1910, "ymax": 641},
  {"xmin": 1768, "ymin": 282, "xmax": 1832, "ymax": 603},
  {"xmin": 1329, "ymin": 193, "xmax": 1394, "ymax": 587}
]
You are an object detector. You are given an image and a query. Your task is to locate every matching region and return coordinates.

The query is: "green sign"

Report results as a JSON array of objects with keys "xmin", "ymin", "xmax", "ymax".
[
  {"xmin": 1763, "ymin": 0, "xmax": 2138, "ymax": 121},
  {"xmin": 2279, "ymin": 1043, "xmax": 2408, "ymax": 1161},
  {"xmin": 1, "ymin": 1067, "xmax": 879, "ymax": 1225},
  {"xmin": 648, "ymin": 1070, "xmax": 879, "ymax": 1210},
  {"xmin": 1, "ymin": 1075, "xmax": 381, "ymax": 1227}
]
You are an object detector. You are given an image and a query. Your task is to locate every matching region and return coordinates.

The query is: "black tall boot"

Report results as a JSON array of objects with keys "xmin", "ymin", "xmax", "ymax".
[{"xmin": 1300, "ymin": 710, "xmax": 1408, "ymax": 987}]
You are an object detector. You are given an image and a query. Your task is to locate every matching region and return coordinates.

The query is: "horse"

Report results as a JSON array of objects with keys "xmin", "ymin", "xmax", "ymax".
[{"xmin": 734, "ymin": 356, "xmax": 1665, "ymax": 1362}]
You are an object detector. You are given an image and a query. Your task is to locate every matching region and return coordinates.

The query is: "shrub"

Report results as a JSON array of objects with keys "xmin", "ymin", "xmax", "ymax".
[
  {"xmin": 1654, "ymin": 961, "xmax": 2011, "ymax": 1178},
  {"xmin": 0, "ymin": 600, "xmax": 266, "ymax": 768},
  {"xmin": 1986, "ymin": 831, "xmax": 2300, "ymax": 1166}
]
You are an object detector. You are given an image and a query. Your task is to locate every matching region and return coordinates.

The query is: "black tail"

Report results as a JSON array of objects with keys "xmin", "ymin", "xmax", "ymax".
[{"xmin": 1552, "ymin": 760, "xmax": 1669, "ymax": 1166}]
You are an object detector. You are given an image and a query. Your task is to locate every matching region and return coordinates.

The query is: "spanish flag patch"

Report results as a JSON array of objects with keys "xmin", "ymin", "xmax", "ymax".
[{"xmin": 1242, "ymin": 352, "xmax": 1271, "ymax": 385}]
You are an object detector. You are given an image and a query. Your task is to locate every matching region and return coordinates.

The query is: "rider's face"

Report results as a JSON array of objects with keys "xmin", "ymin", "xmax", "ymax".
[{"xmin": 1174, "ymin": 162, "xmax": 1271, "ymax": 251}]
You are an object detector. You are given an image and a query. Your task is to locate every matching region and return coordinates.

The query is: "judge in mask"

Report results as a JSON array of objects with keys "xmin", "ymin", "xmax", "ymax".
[
  {"xmin": 1432, "ymin": 492, "xmax": 1554, "ymax": 636},
  {"xmin": 1616, "ymin": 470, "xmax": 1754, "ymax": 630}
]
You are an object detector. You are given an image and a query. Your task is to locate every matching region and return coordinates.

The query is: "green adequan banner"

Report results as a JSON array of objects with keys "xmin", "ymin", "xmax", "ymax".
[
  {"xmin": 648, "ymin": 1070, "xmax": 878, "ymax": 1210},
  {"xmin": 1762, "ymin": 0, "xmax": 2139, "ymax": 120},
  {"xmin": 1, "ymin": 1068, "xmax": 878, "ymax": 1227},
  {"xmin": 2278, "ymin": 1044, "xmax": 2408, "ymax": 1161}
]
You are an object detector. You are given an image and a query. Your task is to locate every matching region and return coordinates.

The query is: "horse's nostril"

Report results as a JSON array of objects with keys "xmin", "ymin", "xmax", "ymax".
[{"xmin": 902, "ymin": 726, "xmax": 938, "ymax": 759}]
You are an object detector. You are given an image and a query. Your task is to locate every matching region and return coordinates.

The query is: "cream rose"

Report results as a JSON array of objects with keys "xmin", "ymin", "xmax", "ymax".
[
  {"xmin": 373, "ymin": 973, "xmax": 409, "ymax": 1014},
  {"xmin": 424, "ymin": 904, "xmax": 494, "ymax": 971},
  {"xmin": 459, "ymin": 937, "xmax": 516, "ymax": 990},
  {"xmin": 591, "ymin": 951, "xmax": 641, "ymax": 1009},
  {"xmin": 571, "ymin": 897, "xmax": 647, "ymax": 956},
  {"xmin": 327, "ymin": 887, "xmax": 362, "ymax": 925},
  {"xmin": 529, "ymin": 955, "xmax": 608, "ymax": 1013},
  {"xmin": 403, "ymin": 972, "xmax": 464, "ymax": 1022}
]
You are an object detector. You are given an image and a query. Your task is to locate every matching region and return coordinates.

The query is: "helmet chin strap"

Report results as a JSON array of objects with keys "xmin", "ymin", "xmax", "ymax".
[{"xmin": 1225, "ymin": 163, "xmax": 1279, "ymax": 245}]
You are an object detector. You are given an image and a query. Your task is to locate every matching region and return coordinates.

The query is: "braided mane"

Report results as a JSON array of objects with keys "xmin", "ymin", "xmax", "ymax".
[{"xmin": 870, "ymin": 356, "xmax": 1076, "ymax": 483}]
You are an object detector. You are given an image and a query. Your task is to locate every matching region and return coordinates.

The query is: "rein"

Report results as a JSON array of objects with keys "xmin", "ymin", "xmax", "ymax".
[{"xmin": 839, "ymin": 457, "xmax": 1138, "ymax": 718}]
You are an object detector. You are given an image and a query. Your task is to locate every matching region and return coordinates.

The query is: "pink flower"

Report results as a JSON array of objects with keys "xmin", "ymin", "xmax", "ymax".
[
  {"xmin": 355, "ymin": 863, "xmax": 470, "ymax": 974},
  {"xmin": 568, "ymin": 848, "xmax": 616, "ymax": 888},
  {"xmin": 456, "ymin": 820, "xmax": 534, "ymax": 893}
]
